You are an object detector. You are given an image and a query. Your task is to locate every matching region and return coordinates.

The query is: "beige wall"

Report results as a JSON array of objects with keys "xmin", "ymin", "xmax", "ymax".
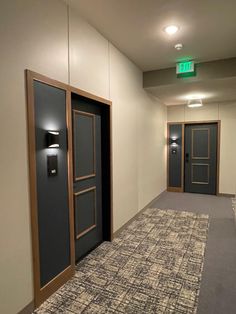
[
  {"xmin": 0, "ymin": 1, "xmax": 68, "ymax": 314},
  {"xmin": 109, "ymin": 46, "xmax": 167, "ymax": 229},
  {"xmin": 219, "ymin": 102, "xmax": 236, "ymax": 195},
  {"xmin": 69, "ymin": 12, "xmax": 109, "ymax": 99},
  {"xmin": 137, "ymin": 93, "xmax": 167, "ymax": 211},
  {"xmin": 109, "ymin": 45, "xmax": 140, "ymax": 230},
  {"xmin": 167, "ymin": 102, "xmax": 236, "ymax": 194},
  {"xmin": 0, "ymin": 1, "xmax": 167, "ymax": 313}
]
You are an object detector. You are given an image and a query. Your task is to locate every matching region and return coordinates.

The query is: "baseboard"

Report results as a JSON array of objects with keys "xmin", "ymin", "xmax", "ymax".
[
  {"xmin": 113, "ymin": 190, "xmax": 166, "ymax": 238},
  {"xmin": 219, "ymin": 193, "xmax": 235, "ymax": 198},
  {"xmin": 18, "ymin": 301, "xmax": 34, "ymax": 314}
]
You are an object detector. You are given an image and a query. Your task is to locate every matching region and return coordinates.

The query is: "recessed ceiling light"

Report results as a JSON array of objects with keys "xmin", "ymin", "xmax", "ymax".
[
  {"xmin": 185, "ymin": 94, "xmax": 206, "ymax": 101},
  {"xmin": 164, "ymin": 25, "xmax": 179, "ymax": 35},
  {"xmin": 187, "ymin": 99, "xmax": 203, "ymax": 108},
  {"xmin": 174, "ymin": 43, "xmax": 183, "ymax": 50}
]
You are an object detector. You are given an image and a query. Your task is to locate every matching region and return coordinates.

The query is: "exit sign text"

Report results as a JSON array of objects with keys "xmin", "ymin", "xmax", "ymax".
[{"xmin": 176, "ymin": 61, "xmax": 195, "ymax": 74}]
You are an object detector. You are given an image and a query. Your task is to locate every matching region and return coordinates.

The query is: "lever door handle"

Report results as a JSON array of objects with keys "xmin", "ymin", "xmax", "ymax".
[{"xmin": 185, "ymin": 153, "xmax": 189, "ymax": 163}]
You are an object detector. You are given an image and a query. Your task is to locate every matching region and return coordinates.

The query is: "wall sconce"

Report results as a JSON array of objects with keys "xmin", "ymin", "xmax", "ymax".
[
  {"xmin": 170, "ymin": 137, "xmax": 178, "ymax": 155},
  {"xmin": 46, "ymin": 131, "xmax": 60, "ymax": 148},
  {"xmin": 170, "ymin": 138, "xmax": 178, "ymax": 146}
]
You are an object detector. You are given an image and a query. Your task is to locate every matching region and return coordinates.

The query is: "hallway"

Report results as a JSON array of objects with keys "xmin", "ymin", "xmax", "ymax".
[
  {"xmin": 1, "ymin": 1, "xmax": 236, "ymax": 313},
  {"xmin": 34, "ymin": 192, "xmax": 236, "ymax": 314},
  {"xmin": 152, "ymin": 192, "xmax": 236, "ymax": 314}
]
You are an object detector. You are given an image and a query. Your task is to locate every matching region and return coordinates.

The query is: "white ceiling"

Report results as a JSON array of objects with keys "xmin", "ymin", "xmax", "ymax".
[
  {"xmin": 146, "ymin": 77, "xmax": 236, "ymax": 105},
  {"xmin": 68, "ymin": 0, "xmax": 236, "ymax": 71}
]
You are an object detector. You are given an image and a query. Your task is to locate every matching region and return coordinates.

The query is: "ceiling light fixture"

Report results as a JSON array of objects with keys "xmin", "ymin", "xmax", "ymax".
[
  {"xmin": 174, "ymin": 43, "xmax": 183, "ymax": 50},
  {"xmin": 164, "ymin": 25, "xmax": 179, "ymax": 35},
  {"xmin": 187, "ymin": 99, "xmax": 203, "ymax": 108}
]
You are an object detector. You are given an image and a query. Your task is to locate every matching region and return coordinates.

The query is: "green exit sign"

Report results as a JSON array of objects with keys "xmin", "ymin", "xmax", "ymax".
[{"xmin": 176, "ymin": 61, "xmax": 195, "ymax": 74}]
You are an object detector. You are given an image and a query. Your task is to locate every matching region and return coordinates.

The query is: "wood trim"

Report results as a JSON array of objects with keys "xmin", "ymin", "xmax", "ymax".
[
  {"xmin": 27, "ymin": 70, "xmax": 112, "ymax": 106},
  {"xmin": 72, "ymin": 109, "xmax": 96, "ymax": 181},
  {"xmin": 69, "ymin": 85, "xmax": 112, "ymax": 106},
  {"xmin": 191, "ymin": 128, "xmax": 210, "ymax": 159},
  {"xmin": 66, "ymin": 90, "xmax": 76, "ymax": 268},
  {"xmin": 75, "ymin": 174, "xmax": 96, "ymax": 181},
  {"xmin": 73, "ymin": 109, "xmax": 95, "ymax": 118},
  {"xmin": 25, "ymin": 70, "xmax": 75, "ymax": 308},
  {"xmin": 74, "ymin": 187, "xmax": 97, "ymax": 239},
  {"xmin": 26, "ymin": 70, "xmax": 68, "ymax": 91},
  {"xmin": 217, "ymin": 120, "xmax": 221, "ymax": 195},
  {"xmin": 25, "ymin": 70, "xmax": 41, "ymax": 308},
  {"xmin": 76, "ymin": 224, "xmax": 96, "ymax": 239},
  {"xmin": 168, "ymin": 120, "xmax": 220, "ymax": 195},
  {"xmin": 167, "ymin": 122, "xmax": 170, "ymax": 189},
  {"xmin": 37, "ymin": 265, "xmax": 74, "ymax": 305},
  {"xmin": 109, "ymin": 105, "xmax": 114, "ymax": 240}
]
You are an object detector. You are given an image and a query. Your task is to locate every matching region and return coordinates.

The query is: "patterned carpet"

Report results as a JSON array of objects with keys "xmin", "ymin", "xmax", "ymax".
[{"xmin": 35, "ymin": 208, "xmax": 209, "ymax": 314}]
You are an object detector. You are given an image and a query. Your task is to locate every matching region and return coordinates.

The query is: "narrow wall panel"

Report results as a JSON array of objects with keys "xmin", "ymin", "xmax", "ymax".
[
  {"xmin": 34, "ymin": 81, "xmax": 71, "ymax": 288},
  {"xmin": 168, "ymin": 124, "xmax": 183, "ymax": 189}
]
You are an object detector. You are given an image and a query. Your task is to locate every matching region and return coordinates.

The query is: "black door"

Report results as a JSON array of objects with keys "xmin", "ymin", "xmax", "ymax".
[
  {"xmin": 72, "ymin": 97, "xmax": 103, "ymax": 261},
  {"xmin": 184, "ymin": 123, "xmax": 218, "ymax": 195}
]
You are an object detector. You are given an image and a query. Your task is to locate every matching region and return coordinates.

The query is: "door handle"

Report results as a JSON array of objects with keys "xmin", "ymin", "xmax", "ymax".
[{"xmin": 185, "ymin": 153, "xmax": 189, "ymax": 163}]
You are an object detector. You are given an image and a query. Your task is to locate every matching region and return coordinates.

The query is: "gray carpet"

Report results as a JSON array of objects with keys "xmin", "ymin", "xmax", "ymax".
[
  {"xmin": 35, "ymin": 208, "xmax": 209, "ymax": 313},
  {"xmin": 152, "ymin": 192, "xmax": 236, "ymax": 314}
]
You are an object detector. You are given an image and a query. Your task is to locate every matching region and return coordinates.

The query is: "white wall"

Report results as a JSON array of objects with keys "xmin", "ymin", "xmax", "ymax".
[
  {"xmin": 137, "ymin": 93, "xmax": 167, "ymax": 210},
  {"xmin": 109, "ymin": 45, "xmax": 140, "ymax": 230},
  {"xmin": 219, "ymin": 102, "xmax": 236, "ymax": 195},
  {"xmin": 0, "ymin": 1, "xmax": 167, "ymax": 313},
  {"xmin": 69, "ymin": 12, "xmax": 109, "ymax": 99},
  {"xmin": 167, "ymin": 102, "xmax": 236, "ymax": 194},
  {"xmin": 0, "ymin": 1, "xmax": 68, "ymax": 314}
]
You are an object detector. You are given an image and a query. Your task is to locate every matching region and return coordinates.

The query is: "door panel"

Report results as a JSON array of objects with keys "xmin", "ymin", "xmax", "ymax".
[
  {"xmin": 185, "ymin": 123, "xmax": 218, "ymax": 195},
  {"xmin": 73, "ymin": 111, "xmax": 95, "ymax": 180},
  {"xmin": 72, "ymin": 98, "xmax": 103, "ymax": 261},
  {"xmin": 192, "ymin": 128, "xmax": 210, "ymax": 159},
  {"xmin": 74, "ymin": 187, "xmax": 97, "ymax": 239},
  {"xmin": 192, "ymin": 163, "xmax": 209, "ymax": 184},
  {"xmin": 34, "ymin": 81, "xmax": 71, "ymax": 287}
]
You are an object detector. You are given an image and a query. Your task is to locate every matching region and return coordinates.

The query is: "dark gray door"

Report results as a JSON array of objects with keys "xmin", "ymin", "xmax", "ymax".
[
  {"xmin": 184, "ymin": 123, "xmax": 218, "ymax": 195},
  {"xmin": 72, "ymin": 98, "xmax": 103, "ymax": 261}
]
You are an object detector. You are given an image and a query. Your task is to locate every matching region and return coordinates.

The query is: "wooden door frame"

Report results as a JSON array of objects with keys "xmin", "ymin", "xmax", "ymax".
[
  {"xmin": 26, "ymin": 70, "xmax": 113, "ymax": 308},
  {"xmin": 167, "ymin": 120, "xmax": 221, "ymax": 195}
]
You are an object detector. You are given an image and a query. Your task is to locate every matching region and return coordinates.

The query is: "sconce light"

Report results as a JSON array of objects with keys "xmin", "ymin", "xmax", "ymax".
[
  {"xmin": 170, "ymin": 138, "xmax": 178, "ymax": 146},
  {"xmin": 46, "ymin": 131, "xmax": 60, "ymax": 148}
]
